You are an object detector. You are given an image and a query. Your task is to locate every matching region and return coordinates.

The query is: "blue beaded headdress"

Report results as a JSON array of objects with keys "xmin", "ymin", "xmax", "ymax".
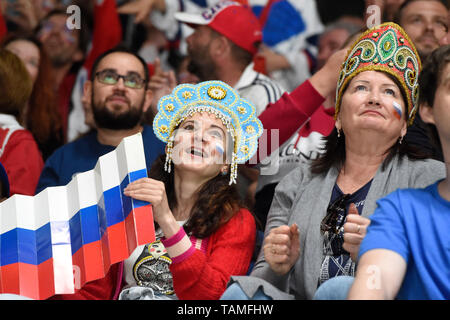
[{"xmin": 153, "ymin": 80, "xmax": 263, "ymax": 184}]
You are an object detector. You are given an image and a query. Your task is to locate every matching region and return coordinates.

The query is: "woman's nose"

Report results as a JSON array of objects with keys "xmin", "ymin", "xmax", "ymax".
[
  {"xmin": 368, "ymin": 92, "xmax": 381, "ymax": 105},
  {"xmin": 193, "ymin": 127, "xmax": 207, "ymax": 143}
]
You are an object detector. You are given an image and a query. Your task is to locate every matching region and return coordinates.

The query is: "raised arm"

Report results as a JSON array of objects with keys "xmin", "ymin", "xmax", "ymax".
[{"xmin": 84, "ymin": 0, "xmax": 122, "ymax": 74}]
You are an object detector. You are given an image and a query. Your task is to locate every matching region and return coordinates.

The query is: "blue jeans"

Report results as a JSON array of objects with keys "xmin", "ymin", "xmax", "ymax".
[
  {"xmin": 220, "ymin": 283, "xmax": 272, "ymax": 300},
  {"xmin": 313, "ymin": 276, "xmax": 355, "ymax": 300}
]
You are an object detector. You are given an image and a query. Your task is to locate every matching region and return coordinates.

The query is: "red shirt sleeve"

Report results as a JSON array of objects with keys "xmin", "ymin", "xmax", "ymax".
[
  {"xmin": 254, "ymin": 79, "xmax": 326, "ymax": 164},
  {"xmin": 170, "ymin": 209, "xmax": 256, "ymax": 300}
]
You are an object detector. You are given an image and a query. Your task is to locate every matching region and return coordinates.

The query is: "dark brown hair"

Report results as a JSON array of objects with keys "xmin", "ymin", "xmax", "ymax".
[
  {"xmin": 90, "ymin": 46, "xmax": 150, "ymax": 87},
  {"xmin": 0, "ymin": 49, "xmax": 32, "ymax": 118},
  {"xmin": 148, "ymin": 154, "xmax": 245, "ymax": 238}
]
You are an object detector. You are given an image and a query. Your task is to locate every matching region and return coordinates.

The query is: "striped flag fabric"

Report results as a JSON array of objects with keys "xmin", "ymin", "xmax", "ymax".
[{"xmin": 0, "ymin": 133, "xmax": 155, "ymax": 300}]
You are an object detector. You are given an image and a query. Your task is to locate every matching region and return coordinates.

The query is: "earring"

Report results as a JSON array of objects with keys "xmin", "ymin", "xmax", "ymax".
[
  {"xmin": 164, "ymin": 136, "xmax": 174, "ymax": 173},
  {"xmin": 399, "ymin": 135, "xmax": 404, "ymax": 144},
  {"xmin": 337, "ymin": 129, "xmax": 341, "ymax": 138},
  {"xmin": 221, "ymin": 168, "xmax": 228, "ymax": 176}
]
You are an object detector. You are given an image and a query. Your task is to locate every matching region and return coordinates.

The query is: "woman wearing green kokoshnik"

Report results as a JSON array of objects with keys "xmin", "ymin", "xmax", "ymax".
[{"xmin": 221, "ymin": 22, "xmax": 446, "ymax": 300}]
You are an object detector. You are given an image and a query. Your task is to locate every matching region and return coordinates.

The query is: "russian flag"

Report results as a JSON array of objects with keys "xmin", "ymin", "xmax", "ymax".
[
  {"xmin": 0, "ymin": 133, "xmax": 155, "ymax": 299},
  {"xmin": 0, "ymin": 195, "xmax": 54, "ymax": 300}
]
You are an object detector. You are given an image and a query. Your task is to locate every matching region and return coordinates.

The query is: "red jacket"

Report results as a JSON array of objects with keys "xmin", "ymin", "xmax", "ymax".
[
  {"xmin": 0, "ymin": 115, "xmax": 44, "ymax": 196},
  {"xmin": 0, "ymin": 7, "xmax": 6, "ymax": 41}
]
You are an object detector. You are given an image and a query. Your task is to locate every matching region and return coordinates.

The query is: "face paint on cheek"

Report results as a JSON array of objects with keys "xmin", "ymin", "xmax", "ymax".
[
  {"xmin": 215, "ymin": 143, "xmax": 224, "ymax": 156},
  {"xmin": 392, "ymin": 101, "xmax": 403, "ymax": 120},
  {"xmin": 213, "ymin": 142, "xmax": 226, "ymax": 165}
]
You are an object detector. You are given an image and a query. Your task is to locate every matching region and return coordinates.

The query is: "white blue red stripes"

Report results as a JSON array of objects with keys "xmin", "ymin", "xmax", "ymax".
[
  {"xmin": 393, "ymin": 101, "xmax": 403, "ymax": 120},
  {"xmin": 0, "ymin": 133, "xmax": 155, "ymax": 300}
]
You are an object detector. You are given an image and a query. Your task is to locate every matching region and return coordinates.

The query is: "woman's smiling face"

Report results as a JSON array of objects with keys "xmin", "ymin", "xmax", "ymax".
[{"xmin": 171, "ymin": 112, "xmax": 230, "ymax": 177}]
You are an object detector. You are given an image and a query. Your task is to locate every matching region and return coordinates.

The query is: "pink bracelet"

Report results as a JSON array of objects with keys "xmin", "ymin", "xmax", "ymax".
[
  {"xmin": 171, "ymin": 245, "xmax": 196, "ymax": 264},
  {"xmin": 161, "ymin": 227, "xmax": 186, "ymax": 247}
]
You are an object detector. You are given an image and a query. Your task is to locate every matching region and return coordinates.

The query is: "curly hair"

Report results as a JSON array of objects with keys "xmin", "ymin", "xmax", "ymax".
[{"xmin": 148, "ymin": 154, "xmax": 246, "ymax": 238}]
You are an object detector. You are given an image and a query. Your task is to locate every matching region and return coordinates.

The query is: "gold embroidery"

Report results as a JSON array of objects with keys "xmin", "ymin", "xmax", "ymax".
[
  {"xmin": 246, "ymin": 126, "xmax": 255, "ymax": 134},
  {"xmin": 160, "ymin": 125, "xmax": 168, "ymax": 134},
  {"xmin": 207, "ymin": 86, "xmax": 227, "ymax": 100},
  {"xmin": 182, "ymin": 91, "xmax": 192, "ymax": 99},
  {"xmin": 241, "ymin": 145, "xmax": 249, "ymax": 154},
  {"xmin": 237, "ymin": 106, "xmax": 247, "ymax": 114}
]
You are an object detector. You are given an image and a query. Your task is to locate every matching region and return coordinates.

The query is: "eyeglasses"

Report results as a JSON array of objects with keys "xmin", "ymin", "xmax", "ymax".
[
  {"xmin": 95, "ymin": 69, "xmax": 146, "ymax": 89},
  {"xmin": 320, "ymin": 193, "xmax": 350, "ymax": 235}
]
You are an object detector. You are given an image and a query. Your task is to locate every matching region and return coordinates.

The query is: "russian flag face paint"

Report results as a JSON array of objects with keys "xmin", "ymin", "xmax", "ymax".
[
  {"xmin": 214, "ymin": 142, "xmax": 226, "ymax": 165},
  {"xmin": 215, "ymin": 143, "xmax": 224, "ymax": 156},
  {"xmin": 393, "ymin": 101, "xmax": 403, "ymax": 120}
]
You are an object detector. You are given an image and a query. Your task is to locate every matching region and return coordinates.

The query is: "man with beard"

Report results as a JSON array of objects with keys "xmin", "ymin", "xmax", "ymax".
[
  {"xmin": 174, "ymin": 1, "xmax": 285, "ymax": 210},
  {"xmin": 35, "ymin": 48, "xmax": 165, "ymax": 198},
  {"xmin": 174, "ymin": 1, "xmax": 285, "ymax": 116},
  {"xmin": 395, "ymin": 0, "xmax": 449, "ymax": 161}
]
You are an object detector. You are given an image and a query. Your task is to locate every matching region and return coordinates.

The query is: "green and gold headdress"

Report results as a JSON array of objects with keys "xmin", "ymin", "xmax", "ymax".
[
  {"xmin": 336, "ymin": 22, "xmax": 422, "ymax": 125},
  {"xmin": 153, "ymin": 80, "xmax": 263, "ymax": 184}
]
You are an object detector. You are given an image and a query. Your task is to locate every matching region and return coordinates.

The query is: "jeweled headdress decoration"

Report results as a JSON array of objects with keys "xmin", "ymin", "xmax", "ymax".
[
  {"xmin": 335, "ymin": 22, "xmax": 422, "ymax": 125},
  {"xmin": 153, "ymin": 80, "xmax": 263, "ymax": 184}
]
